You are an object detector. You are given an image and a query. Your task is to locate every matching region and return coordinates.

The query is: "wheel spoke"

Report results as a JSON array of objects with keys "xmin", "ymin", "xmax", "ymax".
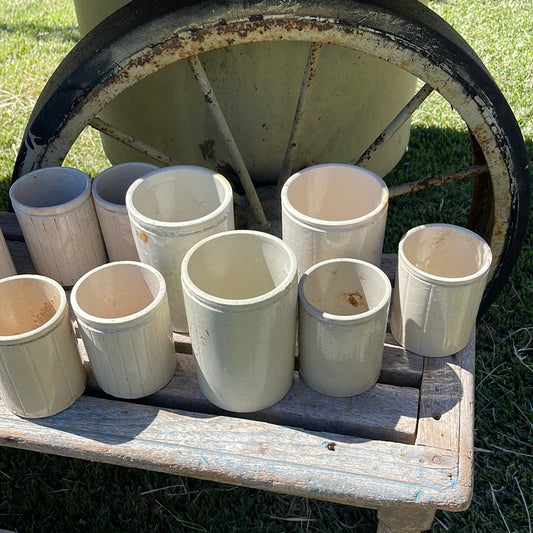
[
  {"xmin": 356, "ymin": 83, "xmax": 434, "ymax": 167},
  {"xmin": 188, "ymin": 55, "xmax": 269, "ymax": 229},
  {"xmin": 277, "ymin": 42, "xmax": 323, "ymax": 189},
  {"xmin": 89, "ymin": 117, "xmax": 179, "ymax": 166},
  {"xmin": 389, "ymin": 164, "xmax": 487, "ymax": 198}
]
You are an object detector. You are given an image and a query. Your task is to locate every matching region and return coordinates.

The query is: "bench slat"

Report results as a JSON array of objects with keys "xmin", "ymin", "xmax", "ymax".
[
  {"xmin": 415, "ymin": 333, "xmax": 475, "ymax": 509},
  {"xmin": 81, "ymin": 345, "xmax": 420, "ymax": 444},
  {"xmin": 0, "ymin": 394, "xmax": 462, "ymax": 509}
]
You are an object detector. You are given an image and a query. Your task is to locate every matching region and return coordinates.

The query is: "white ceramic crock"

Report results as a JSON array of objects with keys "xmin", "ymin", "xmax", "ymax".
[
  {"xmin": 92, "ymin": 162, "xmax": 158, "ymax": 261},
  {"xmin": 298, "ymin": 258, "xmax": 391, "ymax": 397},
  {"xmin": 182, "ymin": 230, "xmax": 298, "ymax": 413},
  {"xmin": 281, "ymin": 163, "xmax": 389, "ymax": 278},
  {"xmin": 390, "ymin": 224, "xmax": 492, "ymax": 357},
  {"xmin": 71, "ymin": 261, "xmax": 176, "ymax": 399},
  {"xmin": 0, "ymin": 275, "xmax": 86, "ymax": 418},
  {"xmin": 0, "ymin": 229, "xmax": 16, "ymax": 278},
  {"xmin": 126, "ymin": 165, "xmax": 234, "ymax": 332},
  {"xmin": 9, "ymin": 167, "xmax": 107, "ymax": 286}
]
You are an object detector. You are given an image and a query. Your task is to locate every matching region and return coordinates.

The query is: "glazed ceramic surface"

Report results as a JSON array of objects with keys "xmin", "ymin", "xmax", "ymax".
[
  {"xmin": 126, "ymin": 165, "xmax": 234, "ymax": 332},
  {"xmin": 9, "ymin": 167, "xmax": 106, "ymax": 286},
  {"xmin": 182, "ymin": 230, "xmax": 298, "ymax": 413},
  {"xmin": 390, "ymin": 224, "xmax": 492, "ymax": 357},
  {"xmin": 0, "ymin": 229, "xmax": 16, "ymax": 278},
  {"xmin": 71, "ymin": 261, "xmax": 176, "ymax": 399},
  {"xmin": 92, "ymin": 162, "xmax": 158, "ymax": 261},
  {"xmin": 0, "ymin": 275, "xmax": 86, "ymax": 418},
  {"xmin": 298, "ymin": 258, "xmax": 391, "ymax": 397},
  {"xmin": 281, "ymin": 163, "xmax": 388, "ymax": 278}
]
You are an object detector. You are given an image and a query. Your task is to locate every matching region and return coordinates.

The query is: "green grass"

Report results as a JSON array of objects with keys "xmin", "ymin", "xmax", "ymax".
[{"xmin": 1, "ymin": 1, "xmax": 532, "ymax": 531}]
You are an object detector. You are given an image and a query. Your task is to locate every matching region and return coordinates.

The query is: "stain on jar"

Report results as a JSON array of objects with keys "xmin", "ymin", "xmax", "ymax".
[
  {"xmin": 136, "ymin": 230, "xmax": 149, "ymax": 243},
  {"xmin": 346, "ymin": 291, "xmax": 365, "ymax": 307}
]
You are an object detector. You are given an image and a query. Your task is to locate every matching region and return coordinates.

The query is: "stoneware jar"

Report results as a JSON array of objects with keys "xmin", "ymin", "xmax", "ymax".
[
  {"xmin": 182, "ymin": 230, "xmax": 298, "ymax": 413},
  {"xmin": 281, "ymin": 163, "xmax": 388, "ymax": 278},
  {"xmin": 390, "ymin": 224, "xmax": 492, "ymax": 357},
  {"xmin": 0, "ymin": 229, "xmax": 16, "ymax": 279},
  {"xmin": 9, "ymin": 167, "xmax": 107, "ymax": 286},
  {"xmin": 0, "ymin": 275, "xmax": 86, "ymax": 418},
  {"xmin": 126, "ymin": 165, "xmax": 234, "ymax": 332},
  {"xmin": 92, "ymin": 162, "xmax": 158, "ymax": 261},
  {"xmin": 298, "ymin": 258, "xmax": 391, "ymax": 397},
  {"xmin": 71, "ymin": 261, "xmax": 176, "ymax": 399}
]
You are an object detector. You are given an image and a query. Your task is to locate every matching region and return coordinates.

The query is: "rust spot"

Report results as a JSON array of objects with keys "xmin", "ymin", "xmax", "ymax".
[
  {"xmin": 199, "ymin": 139, "xmax": 215, "ymax": 161},
  {"xmin": 205, "ymin": 329, "xmax": 210, "ymax": 336},
  {"xmin": 331, "ymin": 269, "xmax": 337, "ymax": 275},
  {"xmin": 136, "ymin": 230, "xmax": 149, "ymax": 243},
  {"xmin": 346, "ymin": 291, "xmax": 364, "ymax": 307}
]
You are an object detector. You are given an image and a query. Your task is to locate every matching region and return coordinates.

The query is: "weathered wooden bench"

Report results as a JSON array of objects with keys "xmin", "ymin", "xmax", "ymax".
[{"xmin": 0, "ymin": 210, "xmax": 474, "ymax": 532}]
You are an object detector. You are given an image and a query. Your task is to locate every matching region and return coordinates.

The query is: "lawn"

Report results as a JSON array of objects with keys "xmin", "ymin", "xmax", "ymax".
[{"xmin": 0, "ymin": 1, "xmax": 531, "ymax": 531}]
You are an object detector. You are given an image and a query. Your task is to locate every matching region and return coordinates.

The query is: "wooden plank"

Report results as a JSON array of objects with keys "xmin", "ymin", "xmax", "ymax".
[
  {"xmin": 380, "ymin": 333, "xmax": 423, "ymax": 388},
  {"xmin": 0, "ymin": 394, "xmax": 464, "ymax": 510},
  {"xmin": 0, "ymin": 211, "xmax": 23, "ymax": 241},
  {"xmin": 415, "ymin": 331, "xmax": 475, "ymax": 510},
  {"xmin": 6, "ymin": 240, "xmax": 34, "ymax": 274},
  {"xmin": 79, "ymin": 343, "xmax": 420, "ymax": 444}
]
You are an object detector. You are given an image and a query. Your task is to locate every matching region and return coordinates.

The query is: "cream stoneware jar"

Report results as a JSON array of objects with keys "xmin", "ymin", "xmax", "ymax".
[
  {"xmin": 182, "ymin": 230, "xmax": 298, "ymax": 413},
  {"xmin": 71, "ymin": 261, "xmax": 176, "ymax": 399},
  {"xmin": 92, "ymin": 162, "xmax": 158, "ymax": 261},
  {"xmin": 281, "ymin": 163, "xmax": 388, "ymax": 279},
  {"xmin": 390, "ymin": 224, "xmax": 492, "ymax": 357},
  {"xmin": 9, "ymin": 167, "xmax": 107, "ymax": 286},
  {"xmin": 126, "ymin": 165, "xmax": 234, "ymax": 333},
  {"xmin": 0, "ymin": 229, "xmax": 16, "ymax": 278},
  {"xmin": 298, "ymin": 258, "xmax": 391, "ymax": 397},
  {"xmin": 0, "ymin": 275, "xmax": 86, "ymax": 418}
]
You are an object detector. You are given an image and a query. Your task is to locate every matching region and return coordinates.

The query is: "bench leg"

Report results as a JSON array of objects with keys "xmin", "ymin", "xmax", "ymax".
[{"xmin": 377, "ymin": 507, "xmax": 436, "ymax": 533}]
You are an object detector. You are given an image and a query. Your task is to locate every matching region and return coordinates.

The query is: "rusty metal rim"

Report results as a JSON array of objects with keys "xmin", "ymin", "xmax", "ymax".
[{"xmin": 11, "ymin": 0, "xmax": 530, "ymax": 313}]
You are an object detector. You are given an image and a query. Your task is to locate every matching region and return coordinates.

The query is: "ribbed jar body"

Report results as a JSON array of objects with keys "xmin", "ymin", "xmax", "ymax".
[
  {"xmin": 390, "ymin": 224, "xmax": 492, "ymax": 357},
  {"xmin": 0, "ymin": 275, "xmax": 86, "ymax": 418},
  {"xmin": 9, "ymin": 167, "xmax": 107, "ymax": 286},
  {"xmin": 0, "ymin": 229, "xmax": 16, "ymax": 278},
  {"xmin": 126, "ymin": 165, "xmax": 234, "ymax": 332},
  {"xmin": 71, "ymin": 261, "xmax": 176, "ymax": 399},
  {"xmin": 92, "ymin": 162, "xmax": 158, "ymax": 261},
  {"xmin": 182, "ymin": 231, "xmax": 298, "ymax": 413}
]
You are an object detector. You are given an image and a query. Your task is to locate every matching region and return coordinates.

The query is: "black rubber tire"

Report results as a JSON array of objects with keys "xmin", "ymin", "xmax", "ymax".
[{"xmin": 11, "ymin": 0, "xmax": 530, "ymax": 313}]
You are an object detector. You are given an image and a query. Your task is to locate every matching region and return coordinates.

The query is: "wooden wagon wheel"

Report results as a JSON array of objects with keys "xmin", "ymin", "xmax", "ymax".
[{"xmin": 11, "ymin": 0, "xmax": 530, "ymax": 313}]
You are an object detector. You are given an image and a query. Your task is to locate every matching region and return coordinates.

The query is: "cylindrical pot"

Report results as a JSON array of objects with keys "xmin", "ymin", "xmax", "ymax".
[
  {"xmin": 0, "ymin": 229, "xmax": 16, "ymax": 278},
  {"xmin": 182, "ymin": 230, "xmax": 298, "ymax": 413},
  {"xmin": 126, "ymin": 165, "xmax": 234, "ymax": 332},
  {"xmin": 92, "ymin": 162, "xmax": 158, "ymax": 261},
  {"xmin": 281, "ymin": 163, "xmax": 388, "ymax": 278},
  {"xmin": 390, "ymin": 224, "xmax": 492, "ymax": 357},
  {"xmin": 0, "ymin": 275, "xmax": 86, "ymax": 418},
  {"xmin": 71, "ymin": 261, "xmax": 176, "ymax": 399},
  {"xmin": 9, "ymin": 167, "xmax": 107, "ymax": 286},
  {"xmin": 298, "ymin": 259, "xmax": 391, "ymax": 397}
]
